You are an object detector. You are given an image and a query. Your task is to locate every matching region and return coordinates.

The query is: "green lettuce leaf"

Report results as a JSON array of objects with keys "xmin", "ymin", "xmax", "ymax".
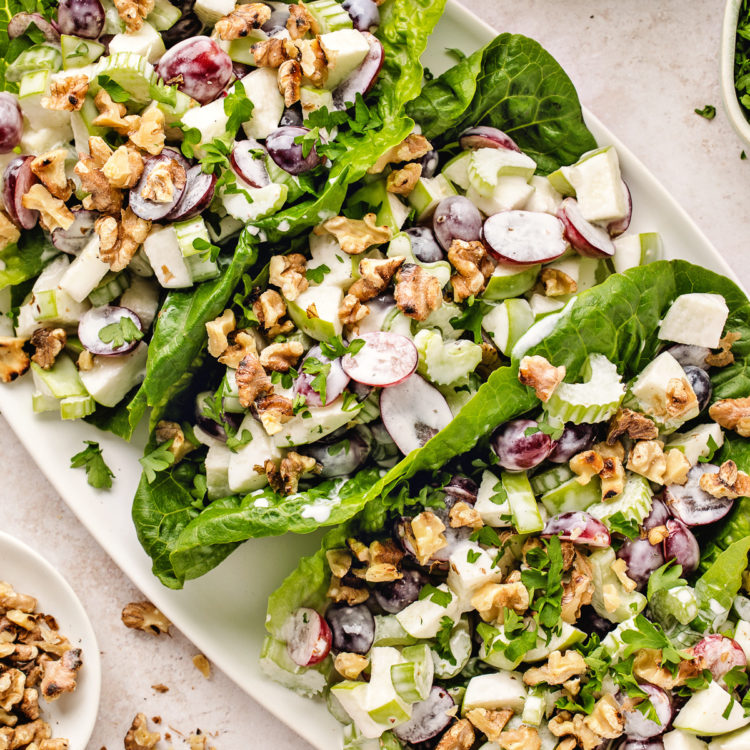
[
  {"xmin": 0, "ymin": 0, "xmax": 55, "ymax": 92},
  {"xmin": 406, "ymin": 32, "xmax": 597, "ymax": 174},
  {"xmin": 0, "ymin": 227, "xmax": 54, "ymax": 291}
]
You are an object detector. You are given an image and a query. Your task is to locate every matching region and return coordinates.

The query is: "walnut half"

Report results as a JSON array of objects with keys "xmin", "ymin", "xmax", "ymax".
[{"xmin": 121, "ymin": 601, "xmax": 172, "ymax": 636}]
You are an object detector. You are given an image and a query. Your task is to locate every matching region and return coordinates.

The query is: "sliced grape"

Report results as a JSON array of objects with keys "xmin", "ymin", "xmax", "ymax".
[
  {"xmin": 444, "ymin": 475, "xmax": 478, "ymax": 506},
  {"xmin": 374, "ymin": 569, "xmax": 426, "ymax": 614},
  {"xmin": 491, "ymin": 418, "xmax": 557, "ymax": 472},
  {"xmin": 332, "ymin": 32, "xmax": 383, "ymax": 109},
  {"xmin": 8, "ymin": 12, "xmax": 60, "ymax": 42},
  {"xmin": 558, "ymin": 197, "xmax": 615, "ymax": 257},
  {"xmin": 393, "ymin": 687, "xmax": 454, "ymax": 744},
  {"xmin": 665, "ymin": 344, "xmax": 710, "ymax": 370},
  {"xmin": 616, "ymin": 741, "xmax": 665, "ymax": 750},
  {"xmin": 230, "ymin": 140, "xmax": 270, "ymax": 187},
  {"xmin": 285, "ymin": 607, "xmax": 332, "ymax": 667},
  {"xmin": 56, "ymin": 0, "xmax": 104, "ymax": 39},
  {"xmin": 483, "ymin": 210, "xmax": 567, "ymax": 265},
  {"xmin": 694, "ymin": 634, "xmax": 747, "ymax": 685},
  {"xmin": 608, "ymin": 181, "xmax": 632, "ymax": 237},
  {"xmin": 683, "ymin": 365, "xmax": 712, "ymax": 411},
  {"xmin": 325, "ymin": 603, "xmax": 374, "ymax": 655},
  {"xmin": 298, "ymin": 430, "xmax": 371, "ymax": 477},
  {"xmin": 616, "ymin": 538, "xmax": 665, "ymax": 590},
  {"xmin": 9, "ymin": 156, "xmax": 39, "ymax": 230},
  {"xmin": 459, "ymin": 126, "xmax": 521, "ymax": 152},
  {"xmin": 78, "ymin": 305, "xmax": 143, "ymax": 356},
  {"xmin": 663, "ymin": 519, "xmax": 700, "ymax": 574},
  {"xmin": 165, "ymin": 165, "xmax": 217, "ymax": 221},
  {"xmin": 433, "ymin": 195, "xmax": 482, "ymax": 250},
  {"xmin": 542, "ymin": 511, "xmax": 611, "ymax": 547},
  {"xmin": 294, "ymin": 345, "xmax": 349, "ymax": 407},
  {"xmin": 0, "ymin": 94, "xmax": 23, "ymax": 154},
  {"xmin": 620, "ymin": 683, "xmax": 673, "ymax": 739},
  {"xmin": 266, "ymin": 125, "xmax": 321, "ymax": 175},
  {"xmin": 419, "ymin": 149, "xmax": 439, "ymax": 179},
  {"xmin": 262, "ymin": 7, "xmax": 289, "ymax": 34},
  {"xmin": 279, "ymin": 105, "xmax": 303, "ymax": 127},
  {"xmin": 341, "ymin": 332, "xmax": 418, "ymax": 387},
  {"xmin": 129, "ymin": 152, "xmax": 187, "ymax": 221},
  {"xmin": 405, "ymin": 226, "xmax": 444, "ymax": 262},
  {"xmin": 643, "ymin": 496, "xmax": 671, "ymax": 530},
  {"xmin": 380, "ymin": 374, "xmax": 453, "ymax": 454},
  {"xmin": 547, "ymin": 423, "xmax": 597, "ymax": 463},
  {"xmin": 664, "ymin": 464, "xmax": 735, "ymax": 527},
  {"xmin": 51, "ymin": 208, "xmax": 97, "ymax": 254}
]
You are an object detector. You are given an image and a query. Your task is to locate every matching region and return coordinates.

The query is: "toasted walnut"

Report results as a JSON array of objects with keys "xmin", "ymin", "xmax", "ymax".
[
  {"xmin": 570, "ymin": 450, "xmax": 604, "ymax": 485},
  {"xmin": 155, "ymin": 420, "xmax": 196, "ymax": 463},
  {"xmin": 610, "ymin": 557, "xmax": 637, "ymax": 593},
  {"xmin": 29, "ymin": 328, "xmax": 66, "ymax": 370},
  {"xmin": 518, "ymin": 355, "xmax": 566, "ymax": 402},
  {"xmin": 632, "ymin": 648, "xmax": 702, "ymax": 691},
  {"xmin": 325, "ymin": 549, "xmax": 352, "ymax": 578},
  {"xmin": 364, "ymin": 563, "xmax": 402, "ymax": 583},
  {"xmin": 92, "ymin": 90, "xmax": 139, "ymax": 134},
  {"xmin": 471, "ymin": 581, "xmax": 529, "ymax": 623},
  {"xmin": 706, "ymin": 331, "xmax": 741, "ymax": 368},
  {"xmin": 710, "ymin": 397, "xmax": 750, "ymax": 437},
  {"xmin": 281, "ymin": 452, "xmax": 320, "ymax": 494},
  {"xmin": 260, "ymin": 341, "xmax": 304, "ymax": 373},
  {"xmin": 394, "ymin": 263, "xmax": 442, "ymax": 321},
  {"xmin": 253, "ymin": 36, "xmax": 300, "ymax": 67},
  {"xmin": 237, "ymin": 354, "xmax": 273, "ymax": 408},
  {"xmin": 607, "ymin": 408, "xmax": 659, "ymax": 444},
  {"xmin": 252, "ymin": 290, "xmax": 285, "ymax": 332},
  {"xmin": 121, "ymin": 601, "xmax": 171, "ymax": 636},
  {"xmin": 7, "ymin": 720, "xmax": 51, "ymax": 747},
  {"xmin": 627, "ymin": 440, "xmax": 667, "ymax": 483},
  {"xmin": 75, "ymin": 155, "xmax": 123, "ymax": 214},
  {"xmin": 286, "ymin": 3, "xmax": 316, "ymax": 38},
  {"xmin": 338, "ymin": 294, "xmax": 369, "ymax": 329},
  {"xmin": 386, "ymin": 163, "xmax": 422, "ymax": 196},
  {"xmin": 348, "ymin": 538, "xmax": 370, "ymax": 563},
  {"xmin": 19, "ymin": 688, "xmax": 39, "ymax": 721},
  {"xmin": 130, "ymin": 107, "xmax": 165, "ymax": 155},
  {"xmin": 124, "ymin": 713, "xmax": 161, "ymax": 750},
  {"xmin": 699, "ymin": 460, "xmax": 750, "ymax": 500},
  {"xmin": 42, "ymin": 75, "xmax": 88, "ymax": 111},
  {"xmin": 448, "ymin": 501, "xmax": 483, "ymax": 529},
  {"xmin": 368, "ymin": 134, "xmax": 433, "ymax": 174},
  {"xmin": 561, "ymin": 550, "xmax": 594, "ymax": 623},
  {"xmin": 114, "ymin": 0, "xmax": 154, "ymax": 32},
  {"xmin": 370, "ymin": 539, "xmax": 404, "ymax": 567},
  {"xmin": 277, "ymin": 59, "xmax": 302, "ymax": 106},
  {"xmin": 448, "ymin": 239, "xmax": 495, "ymax": 302},
  {"xmin": 548, "ymin": 711, "xmax": 605, "ymax": 750},
  {"xmin": 334, "ymin": 652, "xmax": 368, "ymax": 680},
  {"xmin": 349, "ymin": 257, "xmax": 404, "ymax": 302},
  {"xmin": 600, "ymin": 454, "xmax": 625, "ymax": 500},
  {"xmin": 41, "ymin": 739, "xmax": 70, "ymax": 750},
  {"xmin": 318, "ymin": 213, "xmax": 392, "ymax": 255},
  {"xmin": 206, "ymin": 309, "xmax": 236, "ymax": 359},
  {"xmin": 435, "ymin": 719, "xmax": 474, "ymax": 750},
  {"xmin": 192, "ymin": 653, "xmax": 211, "ymax": 679},
  {"xmin": 597, "ymin": 440, "xmax": 625, "ymax": 461},
  {"xmin": 648, "ymin": 525, "xmax": 669, "ymax": 545},
  {"xmin": 95, "ymin": 207, "xmax": 151, "ymax": 272},
  {"xmin": 466, "ymin": 708, "xmax": 512, "ymax": 742},
  {"xmin": 0, "ymin": 211, "xmax": 19, "ymax": 251},
  {"xmin": 140, "ymin": 157, "xmax": 186, "ymax": 202},
  {"xmin": 666, "ymin": 377, "xmax": 699, "ymax": 419},
  {"xmin": 255, "ymin": 393, "xmax": 294, "ymax": 436},
  {"xmin": 0, "ymin": 669, "xmax": 24, "ymax": 712},
  {"xmin": 269, "ymin": 253, "xmax": 309, "ymax": 301},
  {"xmin": 524, "ymin": 650, "xmax": 587, "ymax": 686},
  {"xmin": 29, "ymin": 150, "xmax": 72, "ymax": 200},
  {"xmin": 411, "ymin": 511, "xmax": 447, "ymax": 566},
  {"xmin": 327, "ymin": 576, "xmax": 369, "ymax": 605},
  {"xmin": 216, "ymin": 331, "xmax": 256, "ymax": 370},
  {"xmin": 215, "ymin": 2, "xmax": 271, "ymax": 39},
  {"xmin": 21, "ymin": 185, "xmax": 74, "ymax": 233},
  {"xmin": 40, "ymin": 648, "xmax": 81, "ymax": 701},
  {"xmin": 0, "ymin": 338, "xmax": 30, "ymax": 383},
  {"xmin": 541, "ymin": 267, "xmax": 577, "ymax": 297},
  {"xmin": 0, "ymin": 584, "xmax": 36, "ymax": 615},
  {"xmin": 497, "ymin": 726, "xmax": 541, "ymax": 750},
  {"xmin": 586, "ymin": 695, "xmax": 624, "ymax": 741},
  {"xmin": 295, "ymin": 37, "xmax": 328, "ymax": 86}
]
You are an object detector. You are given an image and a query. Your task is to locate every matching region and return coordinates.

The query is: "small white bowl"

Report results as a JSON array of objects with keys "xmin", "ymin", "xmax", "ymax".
[
  {"xmin": 721, "ymin": 0, "xmax": 750, "ymax": 145},
  {"xmin": 0, "ymin": 531, "xmax": 101, "ymax": 749}
]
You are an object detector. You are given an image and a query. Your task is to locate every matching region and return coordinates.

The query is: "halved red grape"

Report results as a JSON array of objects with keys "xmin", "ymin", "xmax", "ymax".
[
  {"xmin": 419, "ymin": 149, "xmax": 439, "ymax": 178},
  {"xmin": 547, "ymin": 423, "xmax": 597, "ymax": 463},
  {"xmin": 78, "ymin": 306, "xmax": 143, "ymax": 356},
  {"xmin": 294, "ymin": 345, "xmax": 350, "ymax": 407},
  {"xmin": 444, "ymin": 475, "xmax": 479, "ymax": 506},
  {"xmin": 694, "ymin": 634, "xmax": 747, "ymax": 685},
  {"xmin": 298, "ymin": 429, "xmax": 371, "ymax": 478},
  {"xmin": 325, "ymin": 603, "xmax": 374, "ymax": 655},
  {"xmin": 459, "ymin": 126, "xmax": 521, "ymax": 152},
  {"xmin": 683, "ymin": 365, "xmax": 712, "ymax": 411},
  {"xmin": 380, "ymin": 374, "xmax": 453, "ymax": 455},
  {"xmin": 616, "ymin": 537, "xmax": 665, "ymax": 590},
  {"xmin": 332, "ymin": 32, "xmax": 383, "ymax": 109},
  {"xmin": 483, "ymin": 210, "xmax": 567, "ymax": 265},
  {"xmin": 542, "ymin": 511, "xmax": 610, "ymax": 547},
  {"xmin": 51, "ymin": 208, "xmax": 97, "ymax": 254},
  {"xmin": 643, "ymin": 496, "xmax": 671, "ymax": 530},
  {"xmin": 393, "ymin": 687, "xmax": 455, "ymax": 744},
  {"xmin": 56, "ymin": 0, "xmax": 104, "ymax": 39},
  {"xmin": 165, "ymin": 165, "xmax": 217, "ymax": 221},
  {"xmin": 266, "ymin": 125, "xmax": 321, "ymax": 175},
  {"xmin": 620, "ymin": 683, "xmax": 673, "ymax": 739},
  {"xmin": 230, "ymin": 140, "xmax": 270, "ymax": 187},
  {"xmin": 156, "ymin": 36, "xmax": 232, "ymax": 104},
  {"xmin": 491, "ymin": 418, "xmax": 557, "ymax": 471},
  {"xmin": 663, "ymin": 519, "xmax": 700, "ymax": 574},
  {"xmin": 129, "ymin": 152, "xmax": 187, "ymax": 221},
  {"xmin": 616, "ymin": 741, "xmax": 665, "ymax": 750},
  {"xmin": 374, "ymin": 569, "xmax": 427, "ymax": 614},
  {"xmin": 558, "ymin": 197, "xmax": 615, "ymax": 258},
  {"xmin": 8, "ymin": 156, "xmax": 39, "ymax": 230},
  {"xmin": 433, "ymin": 195, "xmax": 483, "ymax": 250},
  {"xmin": 665, "ymin": 344, "xmax": 710, "ymax": 371},
  {"xmin": 8, "ymin": 12, "xmax": 60, "ymax": 42},
  {"xmin": 286, "ymin": 607, "xmax": 332, "ymax": 666},
  {"xmin": 341, "ymin": 332, "xmax": 418, "ymax": 387},
  {"xmin": 0, "ymin": 95, "xmax": 23, "ymax": 154},
  {"xmin": 664, "ymin": 464, "xmax": 734, "ymax": 527},
  {"xmin": 406, "ymin": 226, "xmax": 444, "ymax": 262},
  {"xmin": 342, "ymin": 0, "xmax": 379, "ymax": 31},
  {"xmin": 608, "ymin": 181, "xmax": 632, "ymax": 237}
]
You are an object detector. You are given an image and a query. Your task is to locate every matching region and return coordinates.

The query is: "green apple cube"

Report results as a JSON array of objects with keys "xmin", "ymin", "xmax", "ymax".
[
  {"xmin": 407, "ymin": 174, "xmax": 456, "ymax": 220},
  {"xmin": 474, "ymin": 469, "xmax": 512, "ymax": 527},
  {"xmin": 468, "ymin": 147, "xmax": 536, "ymax": 197},
  {"xmin": 482, "ymin": 263, "xmax": 540, "ymax": 301},
  {"xmin": 482, "ymin": 298, "xmax": 534, "ymax": 355},
  {"xmin": 673, "ymin": 681, "xmax": 750, "ymax": 736},
  {"xmin": 462, "ymin": 673, "xmax": 527, "ymax": 714},
  {"xmin": 613, "ymin": 232, "xmax": 663, "ymax": 273}
]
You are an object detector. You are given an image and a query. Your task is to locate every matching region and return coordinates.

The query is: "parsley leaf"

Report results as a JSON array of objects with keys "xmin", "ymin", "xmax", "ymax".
[
  {"xmin": 226, "ymin": 429, "xmax": 253, "ymax": 451},
  {"xmin": 694, "ymin": 105, "xmax": 716, "ymax": 119},
  {"xmin": 607, "ymin": 512, "xmax": 640, "ymax": 540},
  {"xmin": 301, "ymin": 356, "xmax": 330, "ymax": 404},
  {"xmin": 305, "ymin": 264, "xmax": 330, "ymax": 284},
  {"xmin": 698, "ymin": 434, "xmax": 720, "ymax": 463},
  {"xmin": 418, "ymin": 584, "xmax": 452, "ymax": 607},
  {"xmin": 646, "ymin": 560, "xmax": 687, "ymax": 600},
  {"xmin": 97, "ymin": 75, "xmax": 129, "ymax": 103},
  {"xmin": 139, "ymin": 441, "xmax": 176, "ymax": 483},
  {"xmin": 320, "ymin": 335, "xmax": 365, "ymax": 359},
  {"xmin": 434, "ymin": 616, "xmax": 457, "ymax": 665},
  {"xmin": 98, "ymin": 316, "xmax": 144, "ymax": 348},
  {"xmin": 450, "ymin": 297, "xmax": 487, "ymax": 344},
  {"xmin": 192, "ymin": 236, "xmax": 221, "ymax": 263},
  {"xmin": 224, "ymin": 79, "xmax": 254, "ymax": 134},
  {"xmin": 470, "ymin": 526, "xmax": 503, "ymax": 547},
  {"xmin": 466, "ymin": 548, "xmax": 481, "ymax": 564},
  {"xmin": 179, "ymin": 126, "xmax": 202, "ymax": 159},
  {"xmin": 70, "ymin": 441, "xmax": 114, "ymax": 489}
]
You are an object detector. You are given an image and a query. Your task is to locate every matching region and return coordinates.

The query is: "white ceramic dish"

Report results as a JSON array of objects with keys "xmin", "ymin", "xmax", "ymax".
[
  {"xmin": 0, "ymin": 531, "xmax": 101, "ymax": 749},
  {"xmin": 721, "ymin": 0, "xmax": 750, "ymax": 146},
  {"xmin": 0, "ymin": 3, "xmax": 744, "ymax": 748}
]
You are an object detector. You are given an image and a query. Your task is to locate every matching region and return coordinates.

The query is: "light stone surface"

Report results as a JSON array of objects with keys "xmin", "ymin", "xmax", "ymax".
[{"xmin": 0, "ymin": 1, "xmax": 748, "ymax": 748}]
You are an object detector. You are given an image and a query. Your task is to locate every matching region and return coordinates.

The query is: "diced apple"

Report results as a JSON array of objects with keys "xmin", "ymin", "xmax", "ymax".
[
  {"xmin": 447, "ymin": 541, "xmax": 504, "ymax": 611},
  {"xmin": 227, "ymin": 415, "xmax": 282, "ymax": 493},
  {"xmin": 79, "ymin": 342, "xmax": 147, "ymax": 407},
  {"xmin": 474, "ymin": 469, "xmax": 513, "ymax": 527},
  {"xmin": 319, "ymin": 29, "xmax": 370, "ymax": 89},
  {"xmin": 142, "ymin": 225, "xmax": 193, "ymax": 289},
  {"xmin": 396, "ymin": 584, "xmax": 460, "ymax": 639},
  {"xmin": 673, "ymin": 681, "xmax": 750, "ymax": 736},
  {"xmin": 240, "ymin": 68, "xmax": 286, "ymax": 139},
  {"xmin": 462, "ymin": 673, "xmax": 526, "ymax": 714},
  {"xmin": 108, "ymin": 21, "xmax": 165, "ymax": 62},
  {"xmin": 658, "ymin": 293, "xmax": 730, "ymax": 349},
  {"xmin": 524, "ymin": 175, "xmax": 563, "ymax": 214}
]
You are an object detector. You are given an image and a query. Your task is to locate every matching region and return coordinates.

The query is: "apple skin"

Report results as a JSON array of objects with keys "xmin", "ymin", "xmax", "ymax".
[{"xmin": 557, "ymin": 198, "xmax": 615, "ymax": 258}]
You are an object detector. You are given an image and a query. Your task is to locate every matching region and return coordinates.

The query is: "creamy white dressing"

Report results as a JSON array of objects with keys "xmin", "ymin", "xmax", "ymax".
[{"xmin": 511, "ymin": 298, "xmax": 575, "ymax": 359}]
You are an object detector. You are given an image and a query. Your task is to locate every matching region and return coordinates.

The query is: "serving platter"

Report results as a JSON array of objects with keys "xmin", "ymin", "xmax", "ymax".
[{"xmin": 0, "ymin": 2, "xmax": 743, "ymax": 748}]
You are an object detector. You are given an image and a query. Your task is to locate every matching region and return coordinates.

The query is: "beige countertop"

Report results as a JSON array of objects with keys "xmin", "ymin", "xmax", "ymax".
[{"xmin": 1, "ymin": 0, "xmax": 748, "ymax": 748}]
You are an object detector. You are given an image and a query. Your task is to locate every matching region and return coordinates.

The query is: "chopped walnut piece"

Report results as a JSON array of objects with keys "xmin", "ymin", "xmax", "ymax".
[
  {"xmin": 260, "ymin": 341, "xmax": 304, "ymax": 372},
  {"xmin": 318, "ymin": 213, "xmax": 392, "ymax": 255},
  {"xmin": 21, "ymin": 185, "xmax": 74, "ymax": 233},
  {"xmin": 286, "ymin": 3, "xmax": 316, "ymax": 38},
  {"xmin": 42, "ymin": 75, "xmax": 88, "ymax": 111},
  {"xmin": 632, "ymin": 647, "xmax": 702, "ymax": 690},
  {"xmin": 0, "ymin": 669, "xmax": 24, "ymax": 712},
  {"xmin": 29, "ymin": 150, "xmax": 71, "ymax": 201},
  {"xmin": 206, "ymin": 309, "xmax": 236, "ymax": 359},
  {"xmin": 253, "ymin": 36, "xmax": 300, "ymax": 67},
  {"xmin": 627, "ymin": 440, "xmax": 667, "ymax": 484},
  {"xmin": 706, "ymin": 331, "xmax": 741, "ymax": 368},
  {"xmin": 498, "ymin": 726, "xmax": 541, "ymax": 750},
  {"xmin": 29, "ymin": 328, "xmax": 66, "ymax": 370},
  {"xmin": 610, "ymin": 558, "xmax": 637, "ymax": 592},
  {"xmin": 448, "ymin": 501, "xmax": 483, "ymax": 529},
  {"xmin": 448, "ymin": 239, "xmax": 495, "ymax": 302},
  {"xmin": 364, "ymin": 563, "xmax": 402, "ymax": 583},
  {"xmin": 600, "ymin": 453, "xmax": 626, "ymax": 500},
  {"xmin": 541, "ymin": 267, "xmax": 577, "ymax": 297},
  {"xmin": 518, "ymin": 355, "xmax": 566, "ymax": 402},
  {"xmin": 92, "ymin": 90, "xmax": 139, "ymax": 134},
  {"xmin": 435, "ymin": 719, "xmax": 475, "ymax": 750},
  {"xmin": 325, "ymin": 549, "xmax": 352, "ymax": 578},
  {"xmin": 295, "ymin": 37, "xmax": 328, "ymax": 86},
  {"xmin": 524, "ymin": 650, "xmax": 587, "ymax": 686},
  {"xmin": 40, "ymin": 648, "xmax": 81, "ymax": 701},
  {"xmin": 0, "ymin": 211, "xmax": 20, "ymax": 251},
  {"xmin": 8, "ymin": 720, "xmax": 51, "ymax": 747},
  {"xmin": 548, "ymin": 710, "xmax": 607, "ymax": 750},
  {"xmin": 277, "ymin": 59, "xmax": 302, "ymax": 106},
  {"xmin": 75, "ymin": 155, "xmax": 123, "ymax": 214},
  {"xmin": 570, "ymin": 450, "xmax": 604, "ymax": 485},
  {"xmin": 607, "ymin": 408, "xmax": 659, "ymax": 444},
  {"xmin": 386, "ymin": 163, "xmax": 422, "ymax": 196},
  {"xmin": 586, "ymin": 694, "xmax": 624, "ymax": 741},
  {"xmin": 327, "ymin": 576, "xmax": 369, "ymax": 605},
  {"xmin": 411, "ymin": 511, "xmax": 447, "ymax": 566},
  {"xmin": 348, "ymin": 538, "xmax": 370, "ymax": 563},
  {"xmin": 465, "ymin": 708, "xmax": 512, "ymax": 742},
  {"xmin": 219, "ymin": 330, "xmax": 258, "ymax": 369},
  {"xmin": 124, "ymin": 713, "xmax": 161, "ymax": 750},
  {"xmin": 121, "ymin": 601, "xmax": 171, "ymax": 636},
  {"xmin": 648, "ymin": 525, "xmax": 669, "ymax": 545},
  {"xmin": 155, "ymin": 420, "xmax": 196, "ymax": 463},
  {"xmin": 140, "ymin": 157, "xmax": 186, "ymax": 203},
  {"xmin": 699, "ymin": 460, "xmax": 750, "ymax": 499},
  {"xmin": 254, "ymin": 290, "xmax": 289, "ymax": 334},
  {"xmin": 269, "ymin": 253, "xmax": 308, "ymax": 300},
  {"xmin": 349, "ymin": 257, "xmax": 404, "ymax": 302},
  {"xmin": 236, "ymin": 354, "xmax": 273, "ymax": 407},
  {"xmin": 19, "ymin": 688, "xmax": 39, "ymax": 721},
  {"xmin": 560, "ymin": 550, "xmax": 594, "ymax": 623},
  {"xmin": 113, "ymin": 0, "xmax": 154, "ymax": 32},
  {"xmin": 77, "ymin": 350, "xmax": 94, "ymax": 372},
  {"xmin": 394, "ymin": 263, "xmax": 442, "ymax": 321},
  {"xmin": 370, "ymin": 540, "xmax": 404, "ymax": 567},
  {"xmin": 263, "ymin": 452, "xmax": 319, "ymax": 494},
  {"xmin": 710, "ymin": 397, "xmax": 750, "ymax": 438},
  {"xmin": 255, "ymin": 393, "xmax": 294, "ymax": 436},
  {"xmin": 339, "ymin": 294, "xmax": 369, "ymax": 328},
  {"xmin": 151, "ymin": 683, "xmax": 169, "ymax": 693},
  {"xmin": 192, "ymin": 653, "xmax": 211, "ymax": 679},
  {"xmin": 368, "ymin": 133, "xmax": 433, "ymax": 174},
  {"xmin": 96, "ymin": 208, "xmax": 151, "ymax": 272},
  {"xmin": 215, "ymin": 2, "xmax": 271, "ymax": 39},
  {"xmin": 471, "ymin": 581, "xmax": 529, "ymax": 623},
  {"xmin": 0, "ymin": 585, "xmax": 35, "ymax": 615},
  {"xmin": 0, "ymin": 338, "xmax": 30, "ymax": 383},
  {"xmin": 129, "ymin": 107, "xmax": 166, "ymax": 155},
  {"xmin": 334, "ymin": 652, "xmax": 369, "ymax": 680}
]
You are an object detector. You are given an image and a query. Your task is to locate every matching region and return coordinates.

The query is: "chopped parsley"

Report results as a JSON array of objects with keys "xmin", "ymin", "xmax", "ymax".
[
  {"xmin": 305, "ymin": 264, "xmax": 330, "ymax": 284},
  {"xmin": 418, "ymin": 584, "xmax": 452, "ymax": 607},
  {"xmin": 98, "ymin": 316, "xmax": 143, "ymax": 348},
  {"xmin": 192, "ymin": 237, "xmax": 221, "ymax": 263},
  {"xmin": 698, "ymin": 434, "xmax": 720, "ymax": 463},
  {"xmin": 466, "ymin": 548, "xmax": 482, "ymax": 564},
  {"xmin": 694, "ymin": 104, "xmax": 716, "ymax": 119},
  {"xmin": 139, "ymin": 441, "xmax": 176, "ymax": 483},
  {"xmin": 320, "ymin": 335, "xmax": 364, "ymax": 359},
  {"xmin": 226, "ymin": 429, "xmax": 253, "ymax": 451},
  {"xmin": 434, "ymin": 616, "xmax": 457, "ymax": 665},
  {"xmin": 607, "ymin": 512, "xmax": 640, "ymax": 540},
  {"xmin": 301, "ymin": 356, "xmax": 331, "ymax": 404},
  {"xmin": 97, "ymin": 75, "xmax": 129, "ymax": 103},
  {"xmin": 223, "ymin": 79, "xmax": 254, "ymax": 134},
  {"xmin": 70, "ymin": 441, "xmax": 114, "ymax": 489}
]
